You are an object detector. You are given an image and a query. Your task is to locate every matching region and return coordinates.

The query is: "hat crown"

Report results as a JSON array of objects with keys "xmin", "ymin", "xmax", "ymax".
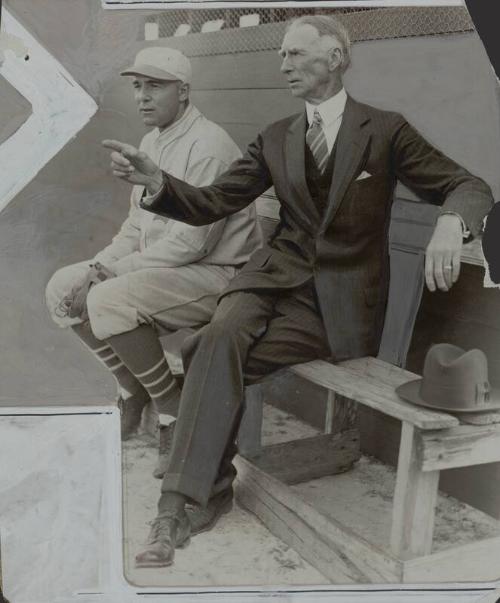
[
  {"xmin": 121, "ymin": 46, "xmax": 192, "ymax": 83},
  {"xmin": 420, "ymin": 344, "xmax": 490, "ymax": 409}
]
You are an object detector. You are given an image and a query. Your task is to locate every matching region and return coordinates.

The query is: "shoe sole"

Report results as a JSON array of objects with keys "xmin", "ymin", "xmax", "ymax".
[
  {"xmin": 191, "ymin": 499, "xmax": 233, "ymax": 536},
  {"xmin": 135, "ymin": 559, "xmax": 173, "ymax": 569},
  {"xmin": 135, "ymin": 537, "xmax": 191, "ymax": 569}
]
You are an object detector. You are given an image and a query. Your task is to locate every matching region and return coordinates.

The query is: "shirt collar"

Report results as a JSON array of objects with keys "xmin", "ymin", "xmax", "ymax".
[
  {"xmin": 154, "ymin": 103, "xmax": 199, "ymax": 140},
  {"xmin": 306, "ymin": 88, "xmax": 347, "ymax": 128}
]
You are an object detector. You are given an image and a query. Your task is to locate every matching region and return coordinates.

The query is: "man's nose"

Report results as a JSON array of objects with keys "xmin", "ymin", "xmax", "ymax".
[
  {"xmin": 136, "ymin": 87, "xmax": 151, "ymax": 102},
  {"xmin": 280, "ymin": 56, "xmax": 292, "ymax": 74}
]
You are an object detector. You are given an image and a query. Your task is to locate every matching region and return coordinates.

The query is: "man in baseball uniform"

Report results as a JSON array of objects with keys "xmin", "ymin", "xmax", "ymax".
[{"xmin": 46, "ymin": 47, "xmax": 262, "ymax": 484}]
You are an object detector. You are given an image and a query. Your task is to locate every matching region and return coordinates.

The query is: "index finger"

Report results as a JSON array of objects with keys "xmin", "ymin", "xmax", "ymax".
[{"xmin": 102, "ymin": 139, "xmax": 136, "ymax": 157}]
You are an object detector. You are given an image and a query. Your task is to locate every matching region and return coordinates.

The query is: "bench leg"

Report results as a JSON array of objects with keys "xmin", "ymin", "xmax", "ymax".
[
  {"xmin": 325, "ymin": 391, "xmax": 358, "ymax": 435},
  {"xmin": 237, "ymin": 383, "xmax": 264, "ymax": 458},
  {"xmin": 390, "ymin": 422, "xmax": 440, "ymax": 559}
]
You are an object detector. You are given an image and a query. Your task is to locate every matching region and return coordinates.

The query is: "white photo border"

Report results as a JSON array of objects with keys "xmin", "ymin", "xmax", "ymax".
[{"xmin": 4, "ymin": 1, "xmax": 499, "ymax": 600}]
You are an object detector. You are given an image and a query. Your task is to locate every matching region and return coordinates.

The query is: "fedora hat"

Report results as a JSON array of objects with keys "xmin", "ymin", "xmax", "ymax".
[
  {"xmin": 121, "ymin": 47, "xmax": 192, "ymax": 84},
  {"xmin": 396, "ymin": 343, "xmax": 500, "ymax": 413}
]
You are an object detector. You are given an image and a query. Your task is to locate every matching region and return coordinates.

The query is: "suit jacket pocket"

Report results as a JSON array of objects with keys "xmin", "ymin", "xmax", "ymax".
[
  {"xmin": 347, "ymin": 173, "xmax": 391, "ymax": 224},
  {"xmin": 350, "ymin": 172, "xmax": 387, "ymax": 195}
]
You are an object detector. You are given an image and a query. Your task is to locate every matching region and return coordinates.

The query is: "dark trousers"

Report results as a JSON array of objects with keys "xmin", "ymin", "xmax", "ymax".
[{"xmin": 160, "ymin": 281, "xmax": 331, "ymax": 506}]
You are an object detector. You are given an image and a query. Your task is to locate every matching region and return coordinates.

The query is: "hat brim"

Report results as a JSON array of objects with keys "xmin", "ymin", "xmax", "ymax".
[
  {"xmin": 120, "ymin": 64, "xmax": 183, "ymax": 82},
  {"xmin": 396, "ymin": 378, "xmax": 500, "ymax": 413}
]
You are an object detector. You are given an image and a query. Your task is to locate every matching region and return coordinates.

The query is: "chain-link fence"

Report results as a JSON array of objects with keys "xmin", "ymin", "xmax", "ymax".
[{"xmin": 145, "ymin": 6, "xmax": 474, "ymax": 57}]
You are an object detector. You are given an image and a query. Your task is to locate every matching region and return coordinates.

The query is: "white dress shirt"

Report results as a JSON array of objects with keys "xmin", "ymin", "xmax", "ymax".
[{"xmin": 305, "ymin": 88, "xmax": 348, "ymax": 154}]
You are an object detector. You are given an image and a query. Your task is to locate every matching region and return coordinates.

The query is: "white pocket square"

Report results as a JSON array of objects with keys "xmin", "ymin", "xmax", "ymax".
[{"xmin": 356, "ymin": 170, "xmax": 372, "ymax": 181}]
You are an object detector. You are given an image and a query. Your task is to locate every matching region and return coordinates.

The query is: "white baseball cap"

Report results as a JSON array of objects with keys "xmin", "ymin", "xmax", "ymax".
[{"xmin": 121, "ymin": 47, "xmax": 192, "ymax": 84}]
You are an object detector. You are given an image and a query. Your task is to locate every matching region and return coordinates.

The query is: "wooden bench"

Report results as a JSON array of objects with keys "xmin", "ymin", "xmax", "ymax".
[
  {"xmin": 157, "ymin": 332, "xmax": 500, "ymax": 584},
  {"xmin": 233, "ymin": 356, "xmax": 500, "ymax": 583},
  {"xmin": 150, "ymin": 205, "xmax": 500, "ymax": 584}
]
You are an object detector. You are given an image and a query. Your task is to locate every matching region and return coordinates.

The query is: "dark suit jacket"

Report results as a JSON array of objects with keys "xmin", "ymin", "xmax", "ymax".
[{"xmin": 142, "ymin": 96, "xmax": 494, "ymax": 360}]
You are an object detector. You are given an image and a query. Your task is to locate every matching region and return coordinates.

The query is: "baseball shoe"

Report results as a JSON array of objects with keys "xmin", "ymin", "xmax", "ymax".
[{"xmin": 118, "ymin": 390, "xmax": 149, "ymax": 440}]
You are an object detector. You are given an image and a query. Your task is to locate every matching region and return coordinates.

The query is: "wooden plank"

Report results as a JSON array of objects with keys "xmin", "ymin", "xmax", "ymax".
[
  {"xmin": 378, "ymin": 246, "xmax": 424, "ymax": 367},
  {"xmin": 420, "ymin": 424, "xmax": 500, "ymax": 472},
  {"xmin": 325, "ymin": 392, "xmax": 358, "ymax": 435},
  {"xmin": 140, "ymin": 400, "xmax": 158, "ymax": 438},
  {"xmin": 290, "ymin": 360, "xmax": 459, "ymax": 430},
  {"xmin": 461, "ymin": 237, "xmax": 485, "ymax": 267},
  {"xmin": 191, "ymin": 88, "xmax": 302, "ymax": 127},
  {"xmin": 191, "ymin": 50, "xmax": 283, "ymax": 91},
  {"xmin": 390, "ymin": 422, "xmax": 440, "ymax": 559},
  {"xmin": 251, "ymin": 429, "xmax": 360, "ymax": 484},
  {"xmin": 325, "ymin": 391, "xmax": 335, "ymax": 434},
  {"xmin": 342, "ymin": 356, "xmax": 421, "ymax": 388},
  {"xmin": 403, "ymin": 535, "xmax": 500, "ymax": 583},
  {"xmin": 235, "ymin": 480, "xmax": 357, "ymax": 584},
  {"xmin": 218, "ymin": 123, "xmax": 261, "ymax": 152},
  {"xmin": 234, "ymin": 454, "xmax": 402, "ymax": 583},
  {"xmin": 391, "ymin": 197, "xmax": 438, "ymax": 225}
]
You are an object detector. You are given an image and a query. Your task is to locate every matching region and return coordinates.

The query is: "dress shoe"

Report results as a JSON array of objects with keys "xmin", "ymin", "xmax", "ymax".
[
  {"xmin": 187, "ymin": 487, "xmax": 233, "ymax": 536},
  {"xmin": 135, "ymin": 509, "xmax": 190, "ymax": 568},
  {"xmin": 118, "ymin": 390, "xmax": 149, "ymax": 440},
  {"xmin": 153, "ymin": 422, "xmax": 175, "ymax": 479}
]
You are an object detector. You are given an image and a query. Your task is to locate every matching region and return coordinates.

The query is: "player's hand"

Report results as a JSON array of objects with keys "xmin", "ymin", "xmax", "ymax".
[
  {"xmin": 66, "ymin": 263, "xmax": 116, "ymax": 320},
  {"xmin": 68, "ymin": 280, "xmax": 90, "ymax": 321},
  {"xmin": 102, "ymin": 139, "xmax": 164, "ymax": 195},
  {"xmin": 425, "ymin": 214, "xmax": 463, "ymax": 292}
]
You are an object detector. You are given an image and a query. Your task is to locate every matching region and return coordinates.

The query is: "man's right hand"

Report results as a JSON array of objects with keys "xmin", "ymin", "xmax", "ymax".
[
  {"xmin": 102, "ymin": 139, "xmax": 164, "ymax": 195},
  {"xmin": 66, "ymin": 263, "xmax": 116, "ymax": 321}
]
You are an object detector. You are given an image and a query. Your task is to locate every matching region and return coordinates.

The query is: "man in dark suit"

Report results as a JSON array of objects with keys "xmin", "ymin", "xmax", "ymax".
[{"xmin": 104, "ymin": 15, "xmax": 494, "ymax": 568}]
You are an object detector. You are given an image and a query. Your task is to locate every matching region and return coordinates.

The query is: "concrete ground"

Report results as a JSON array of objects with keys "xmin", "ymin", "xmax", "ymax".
[
  {"xmin": 122, "ymin": 404, "xmax": 329, "ymax": 588},
  {"xmin": 122, "ymin": 405, "xmax": 500, "ymax": 588}
]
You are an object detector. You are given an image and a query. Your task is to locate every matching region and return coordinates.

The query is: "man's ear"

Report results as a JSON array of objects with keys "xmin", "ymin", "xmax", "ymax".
[
  {"xmin": 328, "ymin": 47, "xmax": 342, "ymax": 72},
  {"xmin": 178, "ymin": 82, "xmax": 190, "ymax": 102}
]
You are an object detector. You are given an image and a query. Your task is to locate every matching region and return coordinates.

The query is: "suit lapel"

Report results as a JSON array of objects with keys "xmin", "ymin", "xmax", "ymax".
[
  {"xmin": 284, "ymin": 113, "xmax": 320, "ymax": 227},
  {"xmin": 321, "ymin": 97, "xmax": 372, "ymax": 232}
]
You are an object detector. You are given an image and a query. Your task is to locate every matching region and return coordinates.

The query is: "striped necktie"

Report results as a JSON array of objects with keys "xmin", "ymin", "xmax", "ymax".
[{"xmin": 306, "ymin": 109, "xmax": 329, "ymax": 173}]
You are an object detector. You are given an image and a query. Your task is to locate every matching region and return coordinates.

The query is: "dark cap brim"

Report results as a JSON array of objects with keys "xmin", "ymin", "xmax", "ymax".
[{"xmin": 396, "ymin": 379, "xmax": 500, "ymax": 413}]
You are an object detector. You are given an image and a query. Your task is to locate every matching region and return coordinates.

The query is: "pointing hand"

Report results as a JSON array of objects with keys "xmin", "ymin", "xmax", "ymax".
[{"xmin": 102, "ymin": 139, "xmax": 164, "ymax": 194}]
